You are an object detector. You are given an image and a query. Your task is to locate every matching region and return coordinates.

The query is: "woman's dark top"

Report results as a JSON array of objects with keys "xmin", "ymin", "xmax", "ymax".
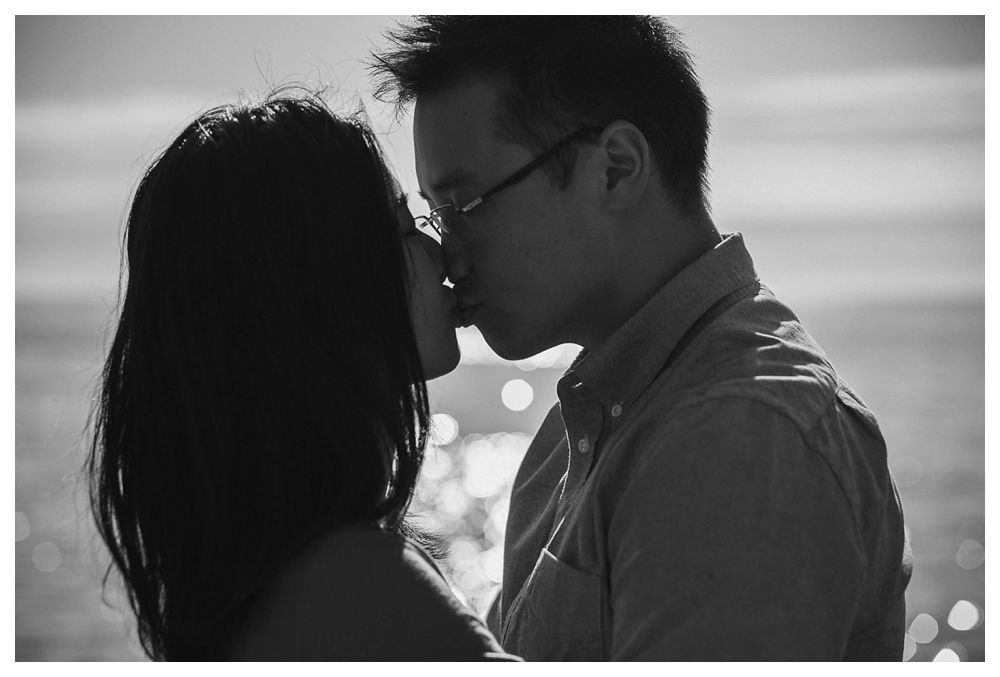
[{"xmin": 225, "ymin": 524, "xmax": 518, "ymax": 661}]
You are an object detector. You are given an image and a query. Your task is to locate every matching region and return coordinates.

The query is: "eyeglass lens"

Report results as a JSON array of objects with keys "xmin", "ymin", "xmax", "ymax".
[{"xmin": 432, "ymin": 208, "xmax": 473, "ymax": 243}]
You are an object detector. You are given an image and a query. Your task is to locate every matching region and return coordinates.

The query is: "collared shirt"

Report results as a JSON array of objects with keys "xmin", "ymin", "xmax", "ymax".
[{"xmin": 485, "ymin": 233, "xmax": 912, "ymax": 661}]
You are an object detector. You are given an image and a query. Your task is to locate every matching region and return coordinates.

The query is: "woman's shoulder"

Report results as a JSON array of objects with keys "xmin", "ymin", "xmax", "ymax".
[
  {"xmin": 268, "ymin": 525, "xmax": 456, "ymax": 609},
  {"xmin": 280, "ymin": 523, "xmax": 418, "ymax": 584},
  {"xmin": 229, "ymin": 524, "xmax": 516, "ymax": 661}
]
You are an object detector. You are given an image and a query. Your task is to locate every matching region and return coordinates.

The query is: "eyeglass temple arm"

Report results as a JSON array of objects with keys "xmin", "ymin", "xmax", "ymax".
[{"xmin": 457, "ymin": 126, "xmax": 603, "ymax": 214}]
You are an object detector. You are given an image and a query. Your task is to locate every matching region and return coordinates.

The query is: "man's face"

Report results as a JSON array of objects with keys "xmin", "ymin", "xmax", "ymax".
[{"xmin": 413, "ymin": 77, "xmax": 602, "ymax": 360}]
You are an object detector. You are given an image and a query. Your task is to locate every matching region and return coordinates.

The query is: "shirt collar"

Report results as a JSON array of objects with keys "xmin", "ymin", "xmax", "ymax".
[{"xmin": 566, "ymin": 232, "xmax": 759, "ymax": 412}]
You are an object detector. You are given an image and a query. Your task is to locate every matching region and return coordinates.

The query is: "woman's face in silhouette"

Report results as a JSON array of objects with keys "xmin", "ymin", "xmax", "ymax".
[{"xmin": 395, "ymin": 196, "xmax": 461, "ymax": 380}]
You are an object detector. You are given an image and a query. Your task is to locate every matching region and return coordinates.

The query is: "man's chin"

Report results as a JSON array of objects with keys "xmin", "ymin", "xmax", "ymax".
[{"xmin": 479, "ymin": 325, "xmax": 546, "ymax": 363}]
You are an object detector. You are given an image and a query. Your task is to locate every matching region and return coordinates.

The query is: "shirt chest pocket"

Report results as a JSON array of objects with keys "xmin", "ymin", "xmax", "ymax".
[{"xmin": 503, "ymin": 548, "xmax": 606, "ymax": 661}]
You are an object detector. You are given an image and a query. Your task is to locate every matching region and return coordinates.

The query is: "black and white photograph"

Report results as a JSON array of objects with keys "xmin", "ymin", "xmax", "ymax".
[{"xmin": 15, "ymin": 13, "xmax": 985, "ymax": 662}]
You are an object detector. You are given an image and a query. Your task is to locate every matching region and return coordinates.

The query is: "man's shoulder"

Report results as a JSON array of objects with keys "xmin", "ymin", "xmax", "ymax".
[
  {"xmin": 615, "ymin": 286, "xmax": 887, "ymax": 491},
  {"xmin": 661, "ymin": 285, "xmax": 850, "ymax": 432}
]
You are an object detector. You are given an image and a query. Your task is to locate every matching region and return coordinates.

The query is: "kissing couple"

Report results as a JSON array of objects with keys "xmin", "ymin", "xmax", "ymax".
[{"xmin": 88, "ymin": 16, "xmax": 911, "ymax": 661}]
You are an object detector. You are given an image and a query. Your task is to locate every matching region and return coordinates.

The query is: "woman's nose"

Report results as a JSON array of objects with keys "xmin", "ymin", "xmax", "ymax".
[{"xmin": 417, "ymin": 231, "xmax": 447, "ymax": 278}]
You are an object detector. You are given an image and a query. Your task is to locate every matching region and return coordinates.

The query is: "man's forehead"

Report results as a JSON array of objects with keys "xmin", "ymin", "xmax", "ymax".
[
  {"xmin": 414, "ymin": 118, "xmax": 490, "ymax": 199},
  {"xmin": 413, "ymin": 78, "xmax": 520, "ymax": 200}
]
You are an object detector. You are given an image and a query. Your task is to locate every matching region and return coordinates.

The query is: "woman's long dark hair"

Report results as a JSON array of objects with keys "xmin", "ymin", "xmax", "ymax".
[{"xmin": 87, "ymin": 93, "xmax": 430, "ymax": 660}]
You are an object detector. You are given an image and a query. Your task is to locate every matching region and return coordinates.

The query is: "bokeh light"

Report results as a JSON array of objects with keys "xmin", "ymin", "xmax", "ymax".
[
  {"xmin": 451, "ymin": 537, "xmax": 483, "ymax": 568},
  {"xmin": 32, "ymin": 542, "xmax": 62, "ymax": 573},
  {"xmin": 487, "ymin": 496, "xmax": 510, "ymax": 541},
  {"xmin": 955, "ymin": 539, "xmax": 984, "ymax": 570},
  {"xmin": 501, "ymin": 379, "xmax": 534, "ymax": 411},
  {"xmin": 435, "ymin": 480, "xmax": 472, "ymax": 520},
  {"xmin": 409, "ymin": 430, "xmax": 531, "ymax": 616},
  {"xmin": 463, "ymin": 434, "xmax": 525, "ymax": 498},
  {"xmin": 431, "ymin": 413, "xmax": 459, "ymax": 446},
  {"xmin": 15, "ymin": 511, "xmax": 31, "ymax": 542},
  {"xmin": 909, "ymin": 613, "xmax": 939, "ymax": 644},
  {"xmin": 480, "ymin": 545, "xmax": 504, "ymax": 583},
  {"xmin": 902, "ymin": 634, "xmax": 917, "ymax": 661},
  {"xmin": 933, "ymin": 646, "xmax": 962, "ymax": 662},
  {"xmin": 463, "ymin": 444, "xmax": 509, "ymax": 498},
  {"xmin": 420, "ymin": 444, "xmax": 454, "ymax": 481},
  {"xmin": 947, "ymin": 600, "xmax": 983, "ymax": 631},
  {"xmin": 944, "ymin": 642, "xmax": 968, "ymax": 662}
]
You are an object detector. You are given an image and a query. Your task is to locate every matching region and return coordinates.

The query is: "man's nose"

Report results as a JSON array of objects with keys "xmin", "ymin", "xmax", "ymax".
[{"xmin": 441, "ymin": 235, "xmax": 471, "ymax": 285}]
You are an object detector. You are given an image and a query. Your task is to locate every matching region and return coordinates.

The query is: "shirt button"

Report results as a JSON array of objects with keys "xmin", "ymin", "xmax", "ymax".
[
  {"xmin": 578, "ymin": 437, "xmax": 591, "ymax": 454},
  {"xmin": 611, "ymin": 404, "xmax": 623, "ymax": 418}
]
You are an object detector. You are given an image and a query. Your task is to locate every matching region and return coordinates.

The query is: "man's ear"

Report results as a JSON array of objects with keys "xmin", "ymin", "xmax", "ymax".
[{"xmin": 595, "ymin": 121, "xmax": 651, "ymax": 212}]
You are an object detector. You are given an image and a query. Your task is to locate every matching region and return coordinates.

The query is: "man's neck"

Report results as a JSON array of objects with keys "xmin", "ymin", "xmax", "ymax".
[{"xmin": 575, "ymin": 215, "xmax": 720, "ymax": 351}]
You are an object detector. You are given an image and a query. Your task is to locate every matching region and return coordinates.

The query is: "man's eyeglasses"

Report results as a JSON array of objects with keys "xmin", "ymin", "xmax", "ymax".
[{"xmin": 416, "ymin": 126, "xmax": 603, "ymax": 244}]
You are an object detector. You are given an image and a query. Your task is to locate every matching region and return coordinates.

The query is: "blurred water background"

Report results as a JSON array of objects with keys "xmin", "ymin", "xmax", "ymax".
[{"xmin": 15, "ymin": 16, "xmax": 985, "ymax": 661}]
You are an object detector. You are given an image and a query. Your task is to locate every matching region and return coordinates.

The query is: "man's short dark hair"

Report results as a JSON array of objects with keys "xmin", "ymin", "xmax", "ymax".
[{"xmin": 370, "ymin": 16, "xmax": 712, "ymax": 218}]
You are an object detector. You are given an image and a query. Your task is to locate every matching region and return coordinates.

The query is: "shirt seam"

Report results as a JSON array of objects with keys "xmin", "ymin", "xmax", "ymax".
[{"xmin": 619, "ymin": 392, "xmax": 867, "ymax": 562}]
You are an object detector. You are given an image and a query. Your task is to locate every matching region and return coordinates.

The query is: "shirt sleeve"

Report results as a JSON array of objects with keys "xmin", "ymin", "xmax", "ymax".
[
  {"xmin": 233, "ymin": 528, "xmax": 520, "ymax": 661},
  {"xmin": 608, "ymin": 396, "xmax": 865, "ymax": 660}
]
